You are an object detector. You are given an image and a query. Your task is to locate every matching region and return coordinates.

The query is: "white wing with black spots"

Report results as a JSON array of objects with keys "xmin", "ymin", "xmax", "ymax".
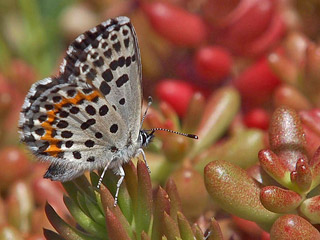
[
  {"xmin": 19, "ymin": 16, "xmax": 144, "ymax": 181},
  {"xmin": 60, "ymin": 16, "xmax": 142, "ymax": 143}
]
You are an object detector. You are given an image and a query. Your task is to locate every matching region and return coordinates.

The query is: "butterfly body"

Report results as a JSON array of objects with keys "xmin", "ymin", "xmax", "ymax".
[{"xmin": 19, "ymin": 16, "xmax": 148, "ymax": 183}]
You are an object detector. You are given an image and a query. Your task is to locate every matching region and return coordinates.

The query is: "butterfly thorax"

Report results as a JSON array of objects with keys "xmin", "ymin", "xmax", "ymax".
[{"xmin": 107, "ymin": 130, "xmax": 152, "ymax": 172}]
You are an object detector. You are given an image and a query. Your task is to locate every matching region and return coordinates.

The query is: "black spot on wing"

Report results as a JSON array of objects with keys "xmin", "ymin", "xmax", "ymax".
[{"xmin": 116, "ymin": 74, "xmax": 129, "ymax": 87}]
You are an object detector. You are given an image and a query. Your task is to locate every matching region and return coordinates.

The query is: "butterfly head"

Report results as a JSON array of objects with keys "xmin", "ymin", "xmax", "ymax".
[{"xmin": 139, "ymin": 130, "xmax": 155, "ymax": 147}]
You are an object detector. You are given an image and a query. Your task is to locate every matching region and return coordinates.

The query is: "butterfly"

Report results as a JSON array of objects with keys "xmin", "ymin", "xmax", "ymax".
[{"xmin": 19, "ymin": 16, "xmax": 197, "ymax": 205}]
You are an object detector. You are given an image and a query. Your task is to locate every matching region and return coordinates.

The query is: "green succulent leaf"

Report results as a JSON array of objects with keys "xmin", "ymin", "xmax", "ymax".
[
  {"xmin": 177, "ymin": 212, "xmax": 194, "ymax": 240},
  {"xmin": 63, "ymin": 195, "xmax": 107, "ymax": 239},
  {"xmin": 45, "ymin": 203, "xmax": 93, "ymax": 240}
]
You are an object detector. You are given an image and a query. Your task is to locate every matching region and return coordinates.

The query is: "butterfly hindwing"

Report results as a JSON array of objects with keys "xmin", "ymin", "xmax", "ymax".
[{"xmin": 20, "ymin": 80, "xmax": 127, "ymax": 165}]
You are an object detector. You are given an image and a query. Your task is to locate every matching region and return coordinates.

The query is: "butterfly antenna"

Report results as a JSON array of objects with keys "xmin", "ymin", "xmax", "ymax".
[
  {"xmin": 140, "ymin": 96, "xmax": 153, "ymax": 129},
  {"xmin": 146, "ymin": 127, "xmax": 198, "ymax": 139}
]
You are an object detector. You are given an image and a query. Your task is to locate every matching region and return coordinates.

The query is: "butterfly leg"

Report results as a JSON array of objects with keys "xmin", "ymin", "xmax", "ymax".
[
  {"xmin": 114, "ymin": 165, "xmax": 125, "ymax": 206},
  {"xmin": 137, "ymin": 148, "xmax": 151, "ymax": 173},
  {"xmin": 97, "ymin": 161, "xmax": 111, "ymax": 189}
]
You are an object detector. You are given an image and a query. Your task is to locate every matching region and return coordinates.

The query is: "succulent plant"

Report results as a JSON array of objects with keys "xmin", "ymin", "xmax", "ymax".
[
  {"xmin": 204, "ymin": 106, "xmax": 320, "ymax": 239},
  {"xmin": 44, "ymin": 160, "xmax": 223, "ymax": 240}
]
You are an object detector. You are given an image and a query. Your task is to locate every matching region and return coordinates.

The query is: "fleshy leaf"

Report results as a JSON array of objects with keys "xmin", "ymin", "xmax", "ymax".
[
  {"xmin": 152, "ymin": 187, "xmax": 171, "ymax": 240},
  {"xmin": 177, "ymin": 212, "xmax": 194, "ymax": 240},
  {"xmin": 141, "ymin": 231, "xmax": 151, "ymax": 240},
  {"xmin": 207, "ymin": 218, "xmax": 223, "ymax": 240},
  {"xmin": 63, "ymin": 195, "xmax": 107, "ymax": 238},
  {"xmin": 43, "ymin": 229, "xmax": 65, "ymax": 240},
  {"xmin": 165, "ymin": 178, "xmax": 182, "ymax": 222},
  {"xmin": 190, "ymin": 87, "xmax": 240, "ymax": 158},
  {"xmin": 123, "ymin": 161, "xmax": 138, "ymax": 211},
  {"xmin": 269, "ymin": 107, "xmax": 307, "ymax": 171},
  {"xmin": 45, "ymin": 203, "xmax": 92, "ymax": 240},
  {"xmin": 310, "ymin": 147, "xmax": 320, "ymax": 189},
  {"xmin": 136, "ymin": 160, "xmax": 153, "ymax": 236},
  {"xmin": 73, "ymin": 175, "xmax": 96, "ymax": 201},
  {"xmin": 260, "ymin": 186, "xmax": 303, "ymax": 213},
  {"xmin": 290, "ymin": 158, "xmax": 312, "ymax": 193},
  {"xmin": 299, "ymin": 195, "xmax": 320, "ymax": 224},
  {"xmin": 259, "ymin": 149, "xmax": 291, "ymax": 187},
  {"xmin": 171, "ymin": 166, "xmax": 208, "ymax": 219},
  {"xmin": 163, "ymin": 212, "xmax": 180, "ymax": 240},
  {"xmin": 105, "ymin": 207, "xmax": 131, "ymax": 240},
  {"xmin": 204, "ymin": 160, "xmax": 279, "ymax": 230},
  {"xmin": 192, "ymin": 224, "xmax": 204, "ymax": 240},
  {"xmin": 84, "ymin": 193, "xmax": 105, "ymax": 227},
  {"xmin": 196, "ymin": 129, "xmax": 265, "ymax": 171},
  {"xmin": 100, "ymin": 185, "xmax": 133, "ymax": 238},
  {"xmin": 270, "ymin": 214, "xmax": 320, "ymax": 240},
  {"xmin": 182, "ymin": 92, "xmax": 205, "ymax": 134}
]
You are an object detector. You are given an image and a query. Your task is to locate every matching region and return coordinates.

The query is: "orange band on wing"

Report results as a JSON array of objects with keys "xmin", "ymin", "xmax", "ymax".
[{"xmin": 40, "ymin": 89, "xmax": 101, "ymax": 157}]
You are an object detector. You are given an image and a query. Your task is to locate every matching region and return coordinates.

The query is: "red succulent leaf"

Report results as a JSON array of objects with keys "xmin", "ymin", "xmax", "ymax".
[
  {"xmin": 136, "ymin": 160, "xmax": 153, "ymax": 236},
  {"xmin": 194, "ymin": 46, "xmax": 232, "ymax": 83},
  {"xmin": 232, "ymin": 215, "xmax": 264, "ymax": 238},
  {"xmin": 156, "ymin": 79, "xmax": 196, "ymax": 118},
  {"xmin": 259, "ymin": 149, "xmax": 291, "ymax": 186},
  {"xmin": 300, "ymin": 195, "xmax": 320, "ymax": 224},
  {"xmin": 45, "ymin": 203, "xmax": 91, "ymax": 240},
  {"xmin": 260, "ymin": 186, "xmax": 302, "ymax": 213},
  {"xmin": 105, "ymin": 207, "xmax": 131, "ymax": 240},
  {"xmin": 269, "ymin": 107, "xmax": 307, "ymax": 171},
  {"xmin": 309, "ymin": 147, "xmax": 320, "ymax": 189},
  {"xmin": 270, "ymin": 214, "xmax": 320, "ymax": 239},
  {"xmin": 100, "ymin": 185, "xmax": 132, "ymax": 238},
  {"xmin": 234, "ymin": 58, "xmax": 281, "ymax": 106},
  {"xmin": 243, "ymin": 14, "xmax": 285, "ymax": 56},
  {"xmin": 273, "ymin": 85, "xmax": 312, "ymax": 111},
  {"xmin": 207, "ymin": 218, "xmax": 223, "ymax": 240},
  {"xmin": 290, "ymin": 158, "xmax": 312, "ymax": 192},
  {"xmin": 152, "ymin": 187, "xmax": 171, "ymax": 240},
  {"xmin": 142, "ymin": 1, "xmax": 207, "ymax": 47},
  {"xmin": 141, "ymin": 231, "xmax": 151, "ymax": 240},
  {"xmin": 300, "ymin": 109, "xmax": 320, "ymax": 156},
  {"xmin": 243, "ymin": 108, "xmax": 270, "ymax": 130},
  {"xmin": 165, "ymin": 178, "xmax": 182, "ymax": 221},
  {"xmin": 300, "ymin": 109, "xmax": 320, "ymax": 136}
]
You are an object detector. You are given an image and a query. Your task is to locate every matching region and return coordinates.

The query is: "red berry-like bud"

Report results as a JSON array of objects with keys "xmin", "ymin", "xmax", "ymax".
[
  {"xmin": 194, "ymin": 46, "xmax": 232, "ymax": 83},
  {"xmin": 142, "ymin": 2, "xmax": 207, "ymax": 47},
  {"xmin": 156, "ymin": 79, "xmax": 195, "ymax": 117},
  {"xmin": 243, "ymin": 108, "xmax": 270, "ymax": 130},
  {"xmin": 234, "ymin": 58, "xmax": 281, "ymax": 106}
]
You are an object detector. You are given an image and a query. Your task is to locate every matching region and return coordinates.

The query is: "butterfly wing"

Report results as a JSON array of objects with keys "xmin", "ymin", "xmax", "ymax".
[
  {"xmin": 19, "ymin": 16, "xmax": 142, "ymax": 181},
  {"xmin": 61, "ymin": 16, "xmax": 142, "ymax": 141}
]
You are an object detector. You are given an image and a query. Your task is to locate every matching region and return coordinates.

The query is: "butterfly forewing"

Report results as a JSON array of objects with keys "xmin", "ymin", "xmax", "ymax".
[{"xmin": 61, "ymin": 16, "xmax": 142, "ymax": 142}]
